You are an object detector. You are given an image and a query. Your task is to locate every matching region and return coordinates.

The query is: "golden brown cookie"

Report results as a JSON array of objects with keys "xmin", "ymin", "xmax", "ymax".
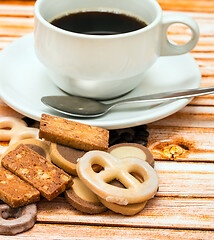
[
  {"xmin": 65, "ymin": 177, "xmax": 107, "ymax": 214},
  {"xmin": 50, "ymin": 143, "xmax": 86, "ymax": 175},
  {"xmin": 108, "ymin": 143, "xmax": 154, "ymax": 167},
  {"xmin": 2, "ymin": 144, "xmax": 72, "ymax": 201},
  {"xmin": 0, "ymin": 167, "xmax": 40, "ymax": 208},
  {"xmin": 39, "ymin": 114, "xmax": 109, "ymax": 151},
  {"xmin": 1, "ymin": 139, "xmax": 51, "ymax": 163}
]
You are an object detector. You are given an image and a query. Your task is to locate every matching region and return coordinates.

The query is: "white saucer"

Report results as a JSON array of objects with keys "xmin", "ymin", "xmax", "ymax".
[{"xmin": 0, "ymin": 34, "xmax": 201, "ymax": 129}]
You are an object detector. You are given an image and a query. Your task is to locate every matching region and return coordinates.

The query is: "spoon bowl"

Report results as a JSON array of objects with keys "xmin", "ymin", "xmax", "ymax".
[{"xmin": 41, "ymin": 95, "xmax": 111, "ymax": 117}]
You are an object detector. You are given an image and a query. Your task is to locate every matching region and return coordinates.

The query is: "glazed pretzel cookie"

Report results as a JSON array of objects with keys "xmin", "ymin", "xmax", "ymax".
[
  {"xmin": 77, "ymin": 151, "xmax": 158, "ymax": 205},
  {"xmin": 97, "ymin": 143, "xmax": 155, "ymax": 215},
  {"xmin": 0, "ymin": 117, "xmax": 39, "ymax": 155},
  {"xmin": 98, "ymin": 177, "xmax": 147, "ymax": 216},
  {"xmin": 0, "ymin": 203, "xmax": 37, "ymax": 235}
]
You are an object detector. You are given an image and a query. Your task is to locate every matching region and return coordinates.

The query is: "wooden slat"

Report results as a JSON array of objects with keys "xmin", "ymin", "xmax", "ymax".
[
  {"xmin": 147, "ymin": 125, "xmax": 214, "ymax": 161},
  {"xmin": 0, "ymin": 224, "xmax": 213, "ymax": 240},
  {"xmin": 0, "ymin": 1, "xmax": 34, "ymax": 17},
  {"xmin": 0, "ymin": 105, "xmax": 24, "ymax": 118},
  {"xmin": 0, "ymin": 16, "xmax": 33, "ymax": 36},
  {"xmin": 158, "ymin": 0, "xmax": 214, "ymax": 13},
  {"xmin": 0, "ymin": 99, "xmax": 23, "ymax": 118},
  {"xmin": 0, "ymin": 36, "xmax": 18, "ymax": 49},
  {"xmin": 190, "ymin": 96, "xmax": 214, "ymax": 106},
  {"xmin": 199, "ymin": 77, "xmax": 214, "ymax": 88},
  {"xmin": 37, "ymin": 196, "xmax": 214, "ymax": 230},
  {"xmin": 156, "ymin": 161, "xmax": 214, "ymax": 197},
  {"xmin": 189, "ymin": 94, "xmax": 214, "ymax": 106},
  {"xmin": 149, "ymin": 106, "xmax": 214, "ymax": 128}
]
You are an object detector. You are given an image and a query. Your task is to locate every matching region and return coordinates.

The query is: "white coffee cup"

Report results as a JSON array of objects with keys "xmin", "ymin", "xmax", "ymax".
[{"xmin": 34, "ymin": 0, "xmax": 199, "ymax": 99}]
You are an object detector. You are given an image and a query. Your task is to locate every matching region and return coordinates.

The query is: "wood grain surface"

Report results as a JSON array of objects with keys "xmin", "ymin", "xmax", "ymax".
[{"xmin": 0, "ymin": 0, "xmax": 214, "ymax": 239}]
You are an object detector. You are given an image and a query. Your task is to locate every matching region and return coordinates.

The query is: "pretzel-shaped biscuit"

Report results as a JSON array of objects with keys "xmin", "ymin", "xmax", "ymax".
[
  {"xmin": 0, "ymin": 117, "xmax": 39, "ymax": 155},
  {"xmin": 77, "ymin": 151, "xmax": 158, "ymax": 205}
]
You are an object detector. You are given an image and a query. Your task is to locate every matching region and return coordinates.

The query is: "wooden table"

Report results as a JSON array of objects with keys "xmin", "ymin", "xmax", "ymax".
[{"xmin": 0, "ymin": 0, "xmax": 213, "ymax": 239}]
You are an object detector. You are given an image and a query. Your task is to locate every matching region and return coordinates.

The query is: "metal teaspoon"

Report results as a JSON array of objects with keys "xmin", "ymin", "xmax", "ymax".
[{"xmin": 41, "ymin": 87, "xmax": 214, "ymax": 118}]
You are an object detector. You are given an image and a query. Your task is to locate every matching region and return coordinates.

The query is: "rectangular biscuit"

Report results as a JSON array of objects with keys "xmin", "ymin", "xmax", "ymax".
[
  {"xmin": 1, "ymin": 144, "xmax": 72, "ymax": 201},
  {"xmin": 0, "ymin": 166, "xmax": 40, "ymax": 208},
  {"xmin": 39, "ymin": 114, "xmax": 109, "ymax": 151}
]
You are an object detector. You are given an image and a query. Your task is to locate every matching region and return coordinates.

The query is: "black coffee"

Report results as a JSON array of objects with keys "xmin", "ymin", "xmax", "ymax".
[{"xmin": 50, "ymin": 11, "xmax": 147, "ymax": 35}]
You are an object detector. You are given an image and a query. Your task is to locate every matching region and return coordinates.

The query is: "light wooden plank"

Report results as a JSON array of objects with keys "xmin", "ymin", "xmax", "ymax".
[
  {"xmin": 147, "ymin": 125, "xmax": 214, "ymax": 161},
  {"xmin": 199, "ymin": 76, "xmax": 214, "ymax": 88},
  {"xmin": 158, "ymin": 0, "xmax": 214, "ymax": 13},
  {"xmin": 0, "ymin": 25, "xmax": 33, "ymax": 37},
  {"xmin": 199, "ymin": 66, "xmax": 214, "ymax": 77},
  {"xmin": 0, "ymin": 1, "xmax": 34, "ymax": 17},
  {"xmin": 0, "ymin": 105, "xmax": 24, "ymax": 118},
  {"xmin": 0, "ymin": 223, "xmax": 213, "ymax": 240},
  {"xmin": 149, "ymin": 106, "xmax": 214, "ymax": 128},
  {"xmin": 37, "ymin": 196, "xmax": 214, "ymax": 230},
  {"xmin": 0, "ymin": 36, "xmax": 18, "ymax": 48},
  {"xmin": 167, "ymin": 20, "xmax": 214, "ymax": 37},
  {"xmin": 155, "ymin": 161, "xmax": 214, "ymax": 197},
  {"xmin": 190, "ymin": 96, "xmax": 214, "ymax": 106},
  {"xmin": 0, "ymin": 99, "xmax": 24, "ymax": 118},
  {"xmin": 0, "ymin": 16, "xmax": 33, "ymax": 26}
]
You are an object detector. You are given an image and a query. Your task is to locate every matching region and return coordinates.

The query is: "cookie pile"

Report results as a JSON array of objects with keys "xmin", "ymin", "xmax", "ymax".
[
  {"xmin": 76, "ymin": 149, "xmax": 158, "ymax": 215},
  {"xmin": 39, "ymin": 114, "xmax": 158, "ymax": 215},
  {"xmin": 0, "ymin": 114, "xmax": 158, "ymax": 235}
]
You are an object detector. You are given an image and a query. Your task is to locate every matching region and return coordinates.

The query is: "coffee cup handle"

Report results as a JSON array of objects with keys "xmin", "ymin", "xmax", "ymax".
[{"xmin": 160, "ymin": 14, "xmax": 199, "ymax": 56}]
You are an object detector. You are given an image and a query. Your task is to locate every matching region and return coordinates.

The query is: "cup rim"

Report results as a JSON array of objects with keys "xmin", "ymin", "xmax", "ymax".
[{"xmin": 34, "ymin": 0, "xmax": 162, "ymax": 39}]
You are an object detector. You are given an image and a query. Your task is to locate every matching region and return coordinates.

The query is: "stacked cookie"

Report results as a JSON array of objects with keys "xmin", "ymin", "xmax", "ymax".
[
  {"xmin": 39, "ymin": 113, "xmax": 110, "ymax": 214},
  {"xmin": 38, "ymin": 114, "xmax": 158, "ymax": 216},
  {"xmin": 0, "ymin": 116, "xmax": 72, "ymax": 234},
  {"xmin": 0, "ymin": 114, "xmax": 158, "ymax": 221}
]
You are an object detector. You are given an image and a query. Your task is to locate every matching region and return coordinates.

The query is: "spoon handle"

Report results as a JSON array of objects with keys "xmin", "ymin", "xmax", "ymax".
[{"xmin": 111, "ymin": 87, "xmax": 214, "ymax": 105}]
